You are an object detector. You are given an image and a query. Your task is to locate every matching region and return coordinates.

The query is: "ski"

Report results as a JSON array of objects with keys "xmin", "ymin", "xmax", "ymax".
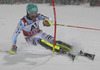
[
  {"xmin": 59, "ymin": 49, "xmax": 76, "ymax": 61},
  {"xmin": 68, "ymin": 53, "xmax": 76, "ymax": 61},
  {"xmin": 61, "ymin": 50, "xmax": 95, "ymax": 61},
  {"xmin": 79, "ymin": 50, "xmax": 95, "ymax": 60}
]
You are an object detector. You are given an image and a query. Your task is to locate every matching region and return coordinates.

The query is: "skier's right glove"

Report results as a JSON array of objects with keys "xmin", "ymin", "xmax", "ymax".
[
  {"xmin": 43, "ymin": 19, "xmax": 51, "ymax": 27},
  {"xmin": 9, "ymin": 45, "xmax": 17, "ymax": 55}
]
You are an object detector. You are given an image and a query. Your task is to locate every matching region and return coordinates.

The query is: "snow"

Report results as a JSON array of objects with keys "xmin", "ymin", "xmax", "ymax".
[{"xmin": 0, "ymin": 4, "xmax": 100, "ymax": 70}]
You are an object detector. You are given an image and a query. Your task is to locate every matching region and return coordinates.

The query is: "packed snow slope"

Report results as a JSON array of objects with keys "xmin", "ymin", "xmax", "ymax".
[{"xmin": 0, "ymin": 4, "xmax": 100, "ymax": 70}]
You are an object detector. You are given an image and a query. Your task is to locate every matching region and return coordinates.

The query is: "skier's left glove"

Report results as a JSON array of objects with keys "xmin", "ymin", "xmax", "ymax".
[
  {"xmin": 9, "ymin": 45, "xmax": 17, "ymax": 55},
  {"xmin": 43, "ymin": 19, "xmax": 51, "ymax": 27}
]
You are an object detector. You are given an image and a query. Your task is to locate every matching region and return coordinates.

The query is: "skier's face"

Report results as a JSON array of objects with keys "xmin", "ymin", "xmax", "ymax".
[{"xmin": 28, "ymin": 12, "xmax": 37, "ymax": 19}]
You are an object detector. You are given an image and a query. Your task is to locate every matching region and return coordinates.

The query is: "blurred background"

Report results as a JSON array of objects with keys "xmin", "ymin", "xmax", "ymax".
[{"xmin": 0, "ymin": 0, "xmax": 100, "ymax": 6}]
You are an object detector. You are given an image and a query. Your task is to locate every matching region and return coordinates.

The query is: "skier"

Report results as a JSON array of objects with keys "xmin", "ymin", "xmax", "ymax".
[
  {"xmin": 9, "ymin": 3, "xmax": 72, "ymax": 55},
  {"xmin": 8, "ymin": 3, "xmax": 95, "ymax": 60}
]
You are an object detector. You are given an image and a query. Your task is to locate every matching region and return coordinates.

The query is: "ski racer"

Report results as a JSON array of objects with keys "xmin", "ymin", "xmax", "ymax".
[
  {"xmin": 8, "ymin": 3, "xmax": 95, "ymax": 60},
  {"xmin": 9, "ymin": 3, "xmax": 72, "ymax": 55}
]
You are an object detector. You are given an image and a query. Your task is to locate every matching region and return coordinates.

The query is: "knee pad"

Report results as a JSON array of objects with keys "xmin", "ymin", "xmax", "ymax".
[
  {"xmin": 38, "ymin": 39, "xmax": 60, "ymax": 52},
  {"xmin": 56, "ymin": 40, "xmax": 72, "ymax": 51}
]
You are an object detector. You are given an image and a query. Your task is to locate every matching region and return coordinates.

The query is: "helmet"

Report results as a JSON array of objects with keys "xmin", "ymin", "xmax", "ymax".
[
  {"xmin": 26, "ymin": 3, "xmax": 38, "ymax": 12},
  {"xmin": 26, "ymin": 3, "xmax": 38, "ymax": 16}
]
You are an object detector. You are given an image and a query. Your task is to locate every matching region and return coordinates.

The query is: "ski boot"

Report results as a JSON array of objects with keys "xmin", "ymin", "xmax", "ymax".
[{"xmin": 79, "ymin": 50, "xmax": 95, "ymax": 60}]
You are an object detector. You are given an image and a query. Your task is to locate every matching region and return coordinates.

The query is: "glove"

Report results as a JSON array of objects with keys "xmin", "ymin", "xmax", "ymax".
[
  {"xmin": 9, "ymin": 45, "xmax": 17, "ymax": 55},
  {"xmin": 8, "ymin": 50, "xmax": 15, "ymax": 55},
  {"xmin": 43, "ymin": 19, "xmax": 51, "ymax": 27}
]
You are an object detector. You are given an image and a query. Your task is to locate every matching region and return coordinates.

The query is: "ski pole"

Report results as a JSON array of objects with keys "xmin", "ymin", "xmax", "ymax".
[{"xmin": 43, "ymin": 19, "xmax": 100, "ymax": 31}]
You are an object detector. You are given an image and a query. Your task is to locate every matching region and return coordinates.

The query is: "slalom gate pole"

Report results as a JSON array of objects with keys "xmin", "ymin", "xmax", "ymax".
[{"xmin": 52, "ymin": 0, "xmax": 57, "ymax": 54}]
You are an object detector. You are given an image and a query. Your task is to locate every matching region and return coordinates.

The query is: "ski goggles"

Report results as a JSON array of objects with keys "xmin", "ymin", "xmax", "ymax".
[{"xmin": 28, "ymin": 11, "xmax": 37, "ymax": 16}]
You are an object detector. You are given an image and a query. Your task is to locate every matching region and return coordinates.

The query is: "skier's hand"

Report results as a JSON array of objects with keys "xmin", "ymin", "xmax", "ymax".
[
  {"xmin": 43, "ymin": 19, "xmax": 51, "ymax": 27},
  {"xmin": 9, "ymin": 45, "xmax": 17, "ymax": 55}
]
